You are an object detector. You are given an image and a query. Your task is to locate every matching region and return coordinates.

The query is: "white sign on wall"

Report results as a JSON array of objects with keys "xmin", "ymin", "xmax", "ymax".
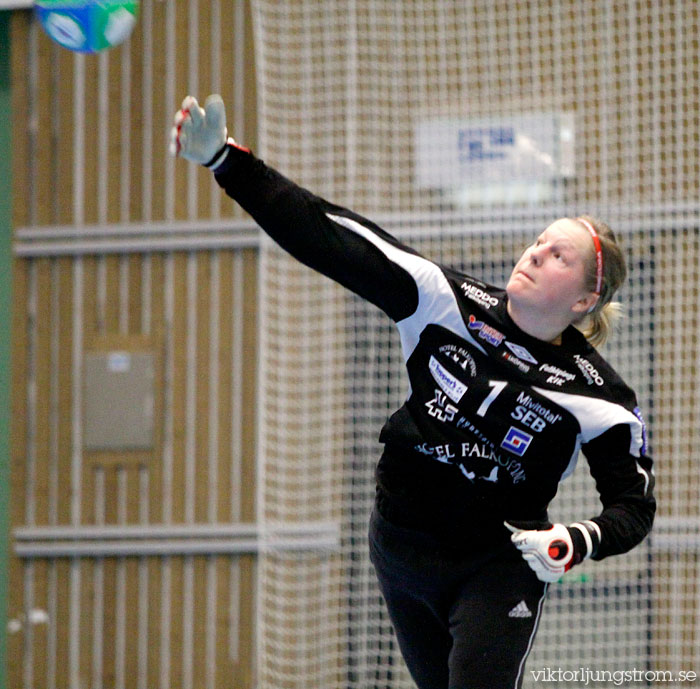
[{"xmin": 414, "ymin": 112, "xmax": 575, "ymax": 205}]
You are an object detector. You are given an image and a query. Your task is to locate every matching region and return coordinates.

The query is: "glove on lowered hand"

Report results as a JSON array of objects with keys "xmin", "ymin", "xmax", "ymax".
[{"xmin": 505, "ymin": 520, "xmax": 601, "ymax": 583}]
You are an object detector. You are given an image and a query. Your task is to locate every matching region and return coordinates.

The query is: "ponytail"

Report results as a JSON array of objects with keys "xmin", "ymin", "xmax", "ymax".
[{"xmin": 579, "ymin": 301, "xmax": 624, "ymax": 348}]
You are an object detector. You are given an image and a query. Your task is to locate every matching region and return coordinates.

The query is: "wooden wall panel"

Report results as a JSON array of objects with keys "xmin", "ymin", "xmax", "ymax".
[
  {"xmin": 8, "ymin": 260, "xmax": 27, "ymax": 689},
  {"xmin": 10, "ymin": 11, "xmax": 30, "ymax": 230},
  {"xmin": 215, "ymin": 252, "xmax": 234, "ymax": 524},
  {"xmin": 53, "ymin": 560, "xmax": 70, "ymax": 689},
  {"xmin": 9, "ymin": 251, "xmax": 261, "ymax": 689},
  {"xmin": 33, "ymin": 29, "xmax": 52, "ymax": 227},
  {"xmin": 148, "ymin": 255, "xmax": 166, "ymax": 526},
  {"xmin": 56, "ymin": 258, "xmax": 74, "ymax": 527},
  {"xmin": 10, "ymin": 2, "xmax": 261, "ymax": 688},
  {"xmin": 239, "ymin": 251, "xmax": 258, "ymax": 525},
  {"xmin": 171, "ymin": 252, "xmax": 188, "ymax": 525}
]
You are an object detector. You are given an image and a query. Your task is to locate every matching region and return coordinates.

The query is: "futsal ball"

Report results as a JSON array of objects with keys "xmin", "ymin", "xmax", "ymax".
[{"xmin": 35, "ymin": 1, "xmax": 139, "ymax": 54}]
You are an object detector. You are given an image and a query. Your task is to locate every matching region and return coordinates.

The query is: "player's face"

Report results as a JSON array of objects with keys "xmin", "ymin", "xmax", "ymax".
[{"xmin": 506, "ymin": 218, "xmax": 598, "ymax": 319}]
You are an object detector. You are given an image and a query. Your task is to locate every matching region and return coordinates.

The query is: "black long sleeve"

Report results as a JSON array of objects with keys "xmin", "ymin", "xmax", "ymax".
[{"xmin": 212, "ymin": 143, "xmax": 655, "ymax": 558}]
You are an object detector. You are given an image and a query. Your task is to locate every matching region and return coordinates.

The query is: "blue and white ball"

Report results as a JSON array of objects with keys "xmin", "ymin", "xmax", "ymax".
[{"xmin": 35, "ymin": 1, "xmax": 139, "ymax": 54}]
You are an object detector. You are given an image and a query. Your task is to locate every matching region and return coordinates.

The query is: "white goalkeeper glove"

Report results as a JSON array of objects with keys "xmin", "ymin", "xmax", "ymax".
[
  {"xmin": 505, "ymin": 520, "xmax": 601, "ymax": 583},
  {"xmin": 169, "ymin": 94, "xmax": 232, "ymax": 170}
]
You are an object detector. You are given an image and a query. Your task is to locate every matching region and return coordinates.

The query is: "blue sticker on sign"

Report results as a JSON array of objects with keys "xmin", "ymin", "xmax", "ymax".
[{"xmin": 501, "ymin": 426, "xmax": 533, "ymax": 456}]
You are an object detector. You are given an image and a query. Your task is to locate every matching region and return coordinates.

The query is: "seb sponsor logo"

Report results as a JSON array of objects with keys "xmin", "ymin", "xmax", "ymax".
[
  {"xmin": 460, "ymin": 282, "xmax": 499, "ymax": 309},
  {"xmin": 501, "ymin": 427, "xmax": 533, "ymax": 457},
  {"xmin": 573, "ymin": 354, "xmax": 604, "ymax": 386},
  {"xmin": 511, "ymin": 392, "xmax": 562, "ymax": 432}
]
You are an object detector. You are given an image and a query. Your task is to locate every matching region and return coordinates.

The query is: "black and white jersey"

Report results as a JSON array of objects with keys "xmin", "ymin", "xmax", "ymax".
[{"xmin": 214, "ymin": 144, "xmax": 655, "ymax": 560}]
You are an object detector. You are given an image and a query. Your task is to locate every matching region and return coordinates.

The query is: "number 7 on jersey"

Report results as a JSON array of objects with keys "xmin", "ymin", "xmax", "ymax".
[{"xmin": 476, "ymin": 380, "xmax": 507, "ymax": 417}]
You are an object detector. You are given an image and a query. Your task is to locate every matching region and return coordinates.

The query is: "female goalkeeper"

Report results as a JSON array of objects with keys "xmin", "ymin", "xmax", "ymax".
[{"xmin": 170, "ymin": 95, "xmax": 655, "ymax": 689}]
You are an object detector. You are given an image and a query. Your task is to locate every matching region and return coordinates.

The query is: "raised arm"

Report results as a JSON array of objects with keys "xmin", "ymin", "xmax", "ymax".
[{"xmin": 170, "ymin": 94, "xmax": 423, "ymax": 322}]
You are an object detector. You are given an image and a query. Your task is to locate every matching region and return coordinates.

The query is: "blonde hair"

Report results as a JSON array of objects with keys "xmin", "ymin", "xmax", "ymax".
[{"xmin": 574, "ymin": 215, "xmax": 627, "ymax": 347}]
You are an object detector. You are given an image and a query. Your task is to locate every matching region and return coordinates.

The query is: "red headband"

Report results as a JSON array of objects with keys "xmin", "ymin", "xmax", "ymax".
[{"xmin": 577, "ymin": 217, "xmax": 603, "ymax": 295}]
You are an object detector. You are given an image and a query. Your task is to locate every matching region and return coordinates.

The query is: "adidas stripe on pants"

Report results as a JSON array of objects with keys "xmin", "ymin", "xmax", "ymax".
[{"xmin": 369, "ymin": 506, "xmax": 548, "ymax": 689}]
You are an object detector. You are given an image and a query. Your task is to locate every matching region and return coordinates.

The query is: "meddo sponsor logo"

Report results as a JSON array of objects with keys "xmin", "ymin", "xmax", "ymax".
[
  {"xmin": 573, "ymin": 354, "xmax": 604, "ymax": 386},
  {"xmin": 460, "ymin": 282, "xmax": 499, "ymax": 309}
]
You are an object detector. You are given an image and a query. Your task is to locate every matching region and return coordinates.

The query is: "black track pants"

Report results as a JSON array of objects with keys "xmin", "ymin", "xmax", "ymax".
[{"xmin": 369, "ymin": 507, "xmax": 548, "ymax": 689}]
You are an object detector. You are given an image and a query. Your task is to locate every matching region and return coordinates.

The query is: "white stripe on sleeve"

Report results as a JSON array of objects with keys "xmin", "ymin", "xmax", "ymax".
[{"xmin": 327, "ymin": 213, "xmax": 486, "ymax": 360}]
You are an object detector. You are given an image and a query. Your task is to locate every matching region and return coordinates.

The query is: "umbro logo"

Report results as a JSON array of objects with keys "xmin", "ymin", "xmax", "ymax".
[
  {"xmin": 508, "ymin": 600, "xmax": 532, "ymax": 618},
  {"xmin": 504, "ymin": 341, "xmax": 538, "ymax": 365}
]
